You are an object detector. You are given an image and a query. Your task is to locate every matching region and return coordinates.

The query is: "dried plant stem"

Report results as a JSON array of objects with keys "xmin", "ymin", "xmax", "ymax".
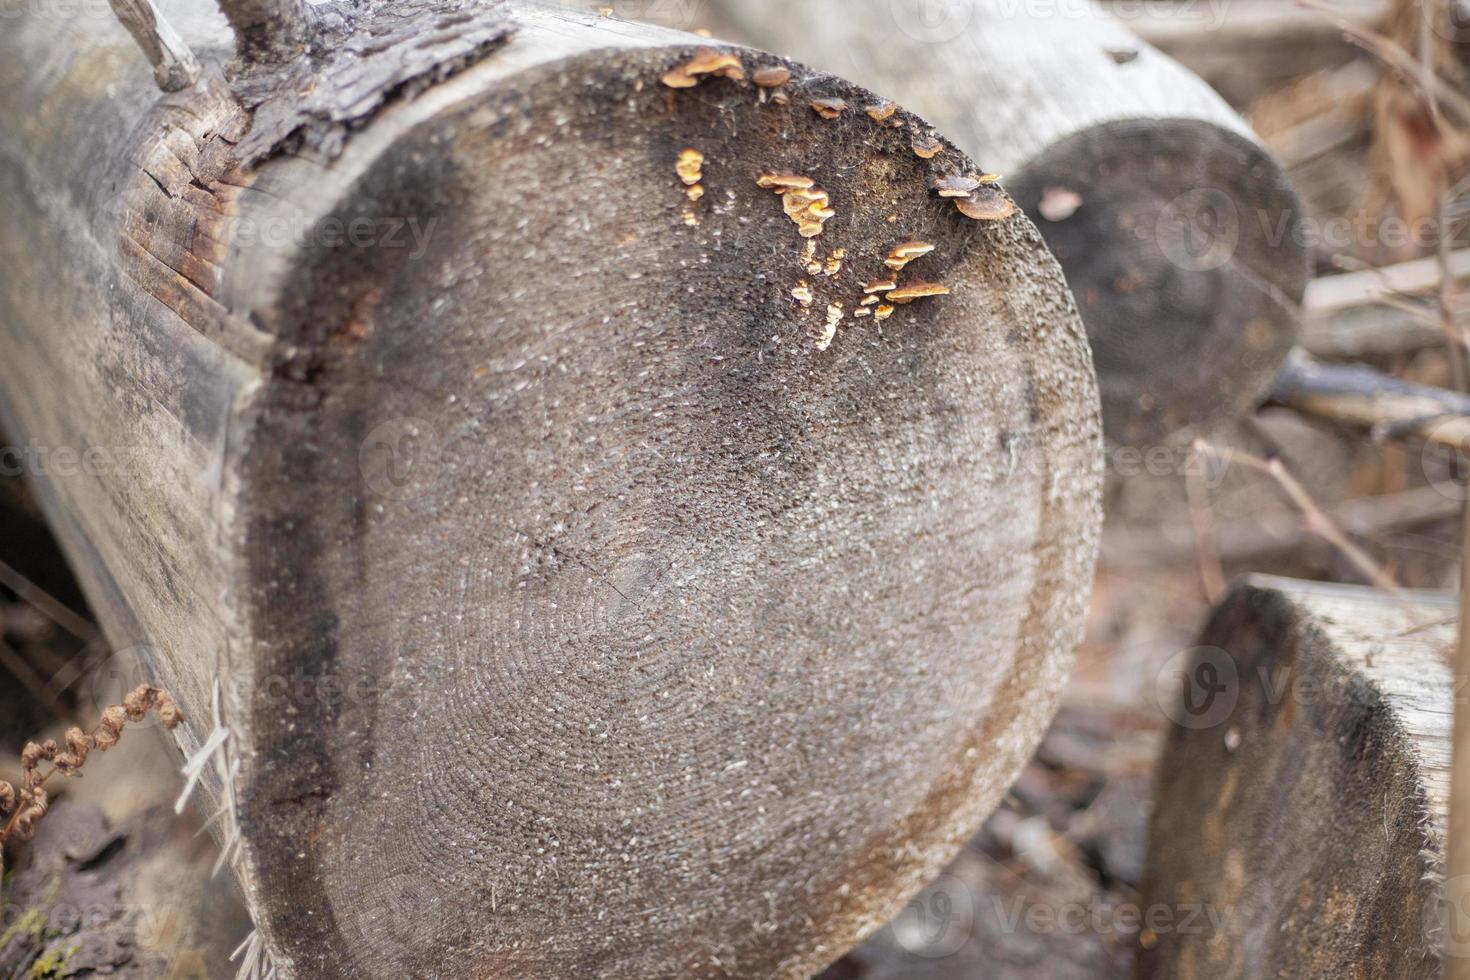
[
  {"xmin": 1184, "ymin": 449, "xmax": 1227, "ymax": 603},
  {"xmin": 1299, "ymin": 0, "xmax": 1470, "ymax": 123},
  {"xmin": 106, "ymin": 0, "xmax": 200, "ymax": 92},
  {"xmin": 0, "ymin": 556, "xmax": 97, "ymax": 641},
  {"xmin": 1193, "ymin": 440, "xmax": 1405, "ymax": 596},
  {"xmin": 0, "ymin": 684, "xmax": 181, "ymax": 846},
  {"xmin": 1269, "ymin": 353, "xmax": 1470, "ymax": 449}
]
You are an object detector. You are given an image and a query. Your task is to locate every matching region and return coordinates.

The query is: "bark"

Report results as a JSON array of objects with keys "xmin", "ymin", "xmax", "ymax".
[
  {"xmin": 1138, "ymin": 576, "xmax": 1454, "ymax": 978},
  {"xmin": 0, "ymin": 1, "xmax": 1103, "ymax": 976},
  {"xmin": 712, "ymin": 0, "xmax": 1309, "ymax": 447}
]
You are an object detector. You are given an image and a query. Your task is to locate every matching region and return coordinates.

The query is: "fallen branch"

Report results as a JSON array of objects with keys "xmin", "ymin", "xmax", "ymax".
[
  {"xmin": 1268, "ymin": 350, "xmax": 1470, "ymax": 449},
  {"xmin": 1305, "ymin": 249, "xmax": 1470, "ymax": 315}
]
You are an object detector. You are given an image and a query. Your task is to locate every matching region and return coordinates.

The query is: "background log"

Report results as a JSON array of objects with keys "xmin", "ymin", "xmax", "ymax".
[
  {"xmin": 711, "ymin": 0, "xmax": 1309, "ymax": 447},
  {"xmin": 0, "ymin": 1, "xmax": 1103, "ymax": 976},
  {"xmin": 1138, "ymin": 575, "xmax": 1454, "ymax": 978}
]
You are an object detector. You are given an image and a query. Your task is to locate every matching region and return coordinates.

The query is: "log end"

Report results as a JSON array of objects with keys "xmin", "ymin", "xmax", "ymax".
[
  {"xmin": 1138, "ymin": 577, "xmax": 1453, "ymax": 978},
  {"xmin": 149, "ymin": 16, "xmax": 1104, "ymax": 978},
  {"xmin": 1009, "ymin": 118, "xmax": 1308, "ymax": 447}
]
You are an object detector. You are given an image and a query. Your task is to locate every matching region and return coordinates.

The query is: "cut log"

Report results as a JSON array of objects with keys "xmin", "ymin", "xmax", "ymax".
[
  {"xmin": 711, "ymin": 0, "xmax": 1309, "ymax": 447},
  {"xmin": 0, "ymin": 1, "xmax": 1103, "ymax": 977},
  {"xmin": 1138, "ymin": 576, "xmax": 1454, "ymax": 978}
]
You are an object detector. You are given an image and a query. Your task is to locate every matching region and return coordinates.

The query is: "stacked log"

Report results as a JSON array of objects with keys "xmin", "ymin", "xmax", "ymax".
[{"xmin": 0, "ymin": 1, "xmax": 1103, "ymax": 975}]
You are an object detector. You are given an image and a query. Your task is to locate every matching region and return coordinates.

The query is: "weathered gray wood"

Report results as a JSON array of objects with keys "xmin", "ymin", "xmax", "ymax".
[
  {"xmin": 107, "ymin": 0, "xmax": 203, "ymax": 92},
  {"xmin": 0, "ymin": 1, "xmax": 1103, "ymax": 976},
  {"xmin": 216, "ymin": 0, "xmax": 311, "ymax": 63},
  {"xmin": 1138, "ymin": 576, "xmax": 1454, "ymax": 978},
  {"xmin": 712, "ymin": 0, "xmax": 1309, "ymax": 447}
]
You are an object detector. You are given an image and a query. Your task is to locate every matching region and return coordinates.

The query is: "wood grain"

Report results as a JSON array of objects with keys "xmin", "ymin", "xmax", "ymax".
[
  {"xmin": 0, "ymin": 2, "xmax": 1103, "ymax": 975},
  {"xmin": 1139, "ymin": 576, "xmax": 1454, "ymax": 978},
  {"xmin": 713, "ymin": 0, "xmax": 1309, "ymax": 447}
]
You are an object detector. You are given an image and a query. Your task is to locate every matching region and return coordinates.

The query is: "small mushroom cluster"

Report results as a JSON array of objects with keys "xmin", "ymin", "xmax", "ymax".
[
  {"xmin": 810, "ymin": 97, "xmax": 847, "ymax": 120},
  {"xmin": 757, "ymin": 173, "xmax": 836, "ymax": 239},
  {"xmin": 866, "ymin": 101, "xmax": 899, "ymax": 125},
  {"xmin": 676, "ymin": 147, "xmax": 705, "ymax": 202},
  {"xmin": 850, "ymin": 239, "xmax": 950, "ymax": 319},
  {"xmin": 752, "ymin": 66, "xmax": 792, "ymax": 105},
  {"xmin": 661, "ymin": 47, "xmax": 745, "ymax": 89},
  {"xmin": 816, "ymin": 302, "xmax": 845, "ymax": 351},
  {"xmin": 933, "ymin": 172, "xmax": 1016, "ymax": 221},
  {"xmin": 655, "ymin": 51, "xmax": 1020, "ymax": 353}
]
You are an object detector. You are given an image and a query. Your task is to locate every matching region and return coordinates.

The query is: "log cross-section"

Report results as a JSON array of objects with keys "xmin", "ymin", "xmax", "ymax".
[
  {"xmin": 715, "ymin": 0, "xmax": 1309, "ymax": 446},
  {"xmin": 0, "ymin": 2, "xmax": 1103, "ymax": 977},
  {"xmin": 1140, "ymin": 577, "xmax": 1455, "ymax": 978}
]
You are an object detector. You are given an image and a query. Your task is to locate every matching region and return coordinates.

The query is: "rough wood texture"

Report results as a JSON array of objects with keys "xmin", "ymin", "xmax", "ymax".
[
  {"xmin": 216, "ymin": 0, "xmax": 311, "ymax": 63},
  {"xmin": 1138, "ymin": 576, "xmax": 1454, "ymax": 979},
  {"xmin": 0, "ymin": 1, "xmax": 1103, "ymax": 976},
  {"xmin": 107, "ymin": 0, "xmax": 203, "ymax": 92},
  {"xmin": 713, "ymin": 0, "xmax": 1309, "ymax": 447}
]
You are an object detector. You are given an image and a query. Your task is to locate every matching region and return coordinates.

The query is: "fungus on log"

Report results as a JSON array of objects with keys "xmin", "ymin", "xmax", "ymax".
[
  {"xmin": 0, "ymin": 1, "xmax": 1102, "ymax": 977},
  {"xmin": 713, "ymin": 0, "xmax": 1310, "ymax": 446},
  {"xmin": 1139, "ymin": 576, "xmax": 1454, "ymax": 978}
]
